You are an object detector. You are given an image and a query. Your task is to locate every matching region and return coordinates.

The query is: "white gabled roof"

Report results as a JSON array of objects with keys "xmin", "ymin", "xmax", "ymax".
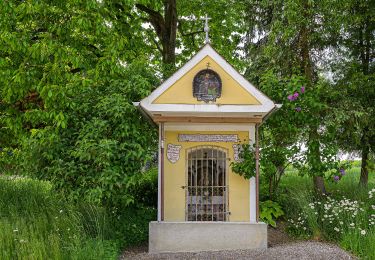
[{"xmin": 139, "ymin": 44, "xmax": 276, "ymax": 118}]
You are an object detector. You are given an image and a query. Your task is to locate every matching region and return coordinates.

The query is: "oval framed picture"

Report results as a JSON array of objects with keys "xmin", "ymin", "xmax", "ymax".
[{"xmin": 193, "ymin": 69, "xmax": 222, "ymax": 102}]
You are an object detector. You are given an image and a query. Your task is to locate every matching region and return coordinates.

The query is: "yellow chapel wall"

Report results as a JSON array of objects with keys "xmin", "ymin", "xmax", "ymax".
[
  {"xmin": 163, "ymin": 130, "xmax": 250, "ymax": 222},
  {"xmin": 153, "ymin": 56, "xmax": 261, "ymax": 105}
]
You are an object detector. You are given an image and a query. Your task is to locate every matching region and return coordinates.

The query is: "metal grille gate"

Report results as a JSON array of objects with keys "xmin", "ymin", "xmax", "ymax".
[{"xmin": 185, "ymin": 146, "xmax": 228, "ymax": 221}]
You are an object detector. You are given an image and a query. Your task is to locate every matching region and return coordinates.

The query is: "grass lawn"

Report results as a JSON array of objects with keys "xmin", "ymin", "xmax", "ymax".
[{"xmin": 274, "ymin": 166, "xmax": 375, "ymax": 259}]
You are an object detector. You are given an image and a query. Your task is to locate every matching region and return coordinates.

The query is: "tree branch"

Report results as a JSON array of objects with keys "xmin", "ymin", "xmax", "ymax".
[
  {"xmin": 135, "ymin": 3, "xmax": 165, "ymax": 38},
  {"xmin": 178, "ymin": 20, "xmax": 204, "ymax": 37},
  {"xmin": 151, "ymin": 37, "xmax": 162, "ymax": 54},
  {"xmin": 181, "ymin": 30, "xmax": 204, "ymax": 37}
]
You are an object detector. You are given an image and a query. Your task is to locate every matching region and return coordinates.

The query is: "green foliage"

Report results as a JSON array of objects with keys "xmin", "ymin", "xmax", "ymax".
[
  {"xmin": 176, "ymin": 0, "xmax": 248, "ymax": 71},
  {"xmin": 0, "ymin": 0, "xmax": 160, "ymax": 206},
  {"xmin": 18, "ymin": 61, "xmax": 158, "ymax": 206},
  {"xmin": 230, "ymin": 143, "xmax": 256, "ymax": 179},
  {"xmin": 121, "ymin": 207, "xmax": 157, "ymax": 247},
  {"xmin": 126, "ymin": 167, "xmax": 158, "ymax": 207},
  {"xmin": 258, "ymin": 69, "xmax": 341, "ymax": 179},
  {"xmin": 257, "ymin": 72, "xmax": 305, "ymax": 198},
  {"xmin": 259, "ymin": 200, "xmax": 284, "ymax": 227},
  {"xmin": 242, "ymin": 0, "xmax": 371, "ymax": 192}
]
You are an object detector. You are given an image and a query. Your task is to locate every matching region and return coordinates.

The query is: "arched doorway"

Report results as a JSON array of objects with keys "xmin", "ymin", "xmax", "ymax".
[{"xmin": 186, "ymin": 146, "xmax": 228, "ymax": 221}]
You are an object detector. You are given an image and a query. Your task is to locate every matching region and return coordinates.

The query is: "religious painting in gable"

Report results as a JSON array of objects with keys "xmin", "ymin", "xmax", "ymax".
[{"xmin": 193, "ymin": 68, "xmax": 222, "ymax": 102}]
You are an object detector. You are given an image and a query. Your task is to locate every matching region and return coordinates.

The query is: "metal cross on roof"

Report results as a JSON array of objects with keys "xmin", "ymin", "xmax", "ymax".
[{"xmin": 201, "ymin": 15, "xmax": 211, "ymax": 44}]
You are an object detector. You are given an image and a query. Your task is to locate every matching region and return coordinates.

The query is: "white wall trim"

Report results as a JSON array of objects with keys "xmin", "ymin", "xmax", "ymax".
[
  {"xmin": 249, "ymin": 126, "xmax": 256, "ymax": 222},
  {"xmin": 157, "ymin": 124, "xmax": 162, "ymax": 222},
  {"xmin": 165, "ymin": 123, "xmax": 254, "ymax": 132},
  {"xmin": 250, "ymin": 177, "xmax": 256, "ymax": 222},
  {"xmin": 249, "ymin": 126, "xmax": 256, "ymax": 146},
  {"xmin": 141, "ymin": 103, "xmax": 275, "ymax": 115}
]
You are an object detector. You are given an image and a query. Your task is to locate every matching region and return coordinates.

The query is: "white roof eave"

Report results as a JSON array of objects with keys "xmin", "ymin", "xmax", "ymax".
[{"xmin": 139, "ymin": 102, "xmax": 275, "ymax": 119}]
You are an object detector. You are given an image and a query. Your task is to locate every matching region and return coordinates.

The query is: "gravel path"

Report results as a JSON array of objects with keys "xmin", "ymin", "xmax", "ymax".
[
  {"xmin": 121, "ymin": 241, "xmax": 357, "ymax": 260},
  {"xmin": 121, "ymin": 226, "xmax": 357, "ymax": 260}
]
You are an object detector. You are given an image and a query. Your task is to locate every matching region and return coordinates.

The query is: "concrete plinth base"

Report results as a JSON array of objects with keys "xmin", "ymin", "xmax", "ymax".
[{"xmin": 149, "ymin": 221, "xmax": 267, "ymax": 253}]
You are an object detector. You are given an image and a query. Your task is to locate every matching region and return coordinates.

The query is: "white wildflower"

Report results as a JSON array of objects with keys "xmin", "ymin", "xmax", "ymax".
[{"xmin": 361, "ymin": 230, "xmax": 366, "ymax": 235}]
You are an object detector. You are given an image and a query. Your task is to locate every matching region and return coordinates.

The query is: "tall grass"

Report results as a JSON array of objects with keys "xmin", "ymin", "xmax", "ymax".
[
  {"xmin": 0, "ymin": 177, "xmax": 119, "ymax": 259},
  {"xmin": 275, "ymin": 167, "xmax": 375, "ymax": 259}
]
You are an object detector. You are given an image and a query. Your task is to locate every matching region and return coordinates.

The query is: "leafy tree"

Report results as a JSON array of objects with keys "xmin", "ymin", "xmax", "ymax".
[
  {"xmin": 329, "ymin": 0, "xmax": 375, "ymax": 187},
  {"xmin": 257, "ymin": 72, "xmax": 304, "ymax": 198},
  {"xmin": 136, "ymin": 0, "xmax": 177, "ymax": 75},
  {"xmin": 243, "ymin": 0, "xmax": 344, "ymax": 193},
  {"xmin": 135, "ymin": 0, "xmax": 247, "ymax": 76},
  {"xmin": 0, "ymin": 0, "xmax": 158, "ymax": 206}
]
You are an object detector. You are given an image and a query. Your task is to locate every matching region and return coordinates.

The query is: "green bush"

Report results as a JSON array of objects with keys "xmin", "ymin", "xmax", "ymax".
[
  {"xmin": 230, "ymin": 143, "xmax": 256, "ymax": 179},
  {"xmin": 13, "ymin": 60, "xmax": 159, "ymax": 208},
  {"xmin": 126, "ymin": 167, "xmax": 158, "ymax": 207},
  {"xmin": 120, "ymin": 206, "xmax": 157, "ymax": 247},
  {"xmin": 260, "ymin": 200, "xmax": 284, "ymax": 227}
]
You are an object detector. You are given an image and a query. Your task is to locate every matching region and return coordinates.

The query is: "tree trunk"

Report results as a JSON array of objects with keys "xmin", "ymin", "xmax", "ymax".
[
  {"xmin": 300, "ymin": 0, "xmax": 327, "ymax": 194},
  {"xmin": 161, "ymin": 0, "xmax": 177, "ymax": 66},
  {"xmin": 357, "ymin": 17, "xmax": 371, "ymax": 187},
  {"xmin": 136, "ymin": 0, "xmax": 177, "ymax": 77},
  {"xmin": 269, "ymin": 174, "xmax": 273, "ymax": 200},
  {"xmin": 359, "ymin": 128, "xmax": 369, "ymax": 187},
  {"xmin": 313, "ymin": 176, "xmax": 327, "ymax": 194},
  {"xmin": 270, "ymin": 165, "xmax": 285, "ymax": 200},
  {"xmin": 359, "ymin": 146, "xmax": 369, "ymax": 187},
  {"xmin": 308, "ymin": 127, "xmax": 327, "ymax": 194}
]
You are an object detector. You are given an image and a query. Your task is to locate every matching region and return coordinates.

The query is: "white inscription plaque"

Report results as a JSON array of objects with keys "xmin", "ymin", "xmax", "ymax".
[
  {"xmin": 167, "ymin": 144, "xmax": 182, "ymax": 163},
  {"xmin": 178, "ymin": 134, "xmax": 238, "ymax": 142}
]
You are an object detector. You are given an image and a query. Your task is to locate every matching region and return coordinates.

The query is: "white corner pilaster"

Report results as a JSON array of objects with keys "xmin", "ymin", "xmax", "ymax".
[
  {"xmin": 250, "ymin": 177, "xmax": 256, "ymax": 222},
  {"xmin": 249, "ymin": 125, "xmax": 256, "ymax": 222},
  {"xmin": 157, "ymin": 124, "xmax": 162, "ymax": 222}
]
